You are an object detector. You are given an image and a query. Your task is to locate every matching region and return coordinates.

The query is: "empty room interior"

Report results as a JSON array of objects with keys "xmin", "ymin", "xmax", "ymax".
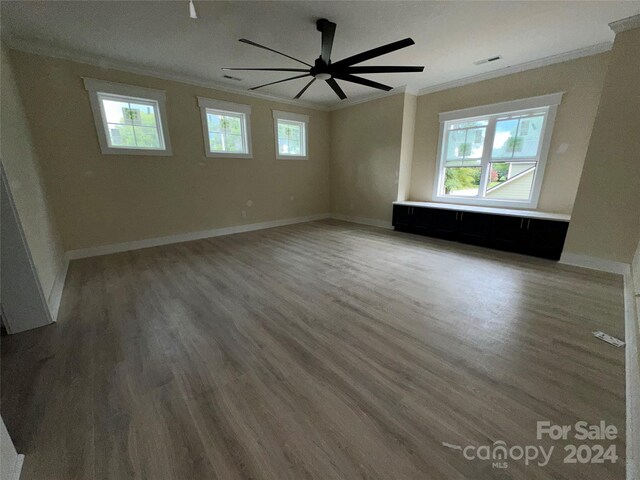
[{"xmin": 1, "ymin": 1, "xmax": 640, "ymax": 479}]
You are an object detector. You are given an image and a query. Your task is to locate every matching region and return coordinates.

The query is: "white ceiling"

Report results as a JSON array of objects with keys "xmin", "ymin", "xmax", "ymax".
[{"xmin": 2, "ymin": 1, "xmax": 639, "ymax": 108}]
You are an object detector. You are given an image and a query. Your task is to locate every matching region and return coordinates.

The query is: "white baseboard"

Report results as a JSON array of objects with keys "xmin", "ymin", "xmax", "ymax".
[
  {"xmin": 47, "ymin": 259, "xmax": 69, "ymax": 322},
  {"xmin": 330, "ymin": 213, "xmax": 393, "ymax": 229},
  {"xmin": 12, "ymin": 454, "xmax": 24, "ymax": 480},
  {"xmin": 624, "ymin": 270, "xmax": 640, "ymax": 480},
  {"xmin": 64, "ymin": 213, "xmax": 331, "ymax": 260},
  {"xmin": 559, "ymin": 252, "xmax": 631, "ymax": 275}
]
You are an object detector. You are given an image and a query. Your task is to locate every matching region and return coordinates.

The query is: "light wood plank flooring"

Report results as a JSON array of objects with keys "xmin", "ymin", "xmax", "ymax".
[{"xmin": 1, "ymin": 220, "xmax": 626, "ymax": 479}]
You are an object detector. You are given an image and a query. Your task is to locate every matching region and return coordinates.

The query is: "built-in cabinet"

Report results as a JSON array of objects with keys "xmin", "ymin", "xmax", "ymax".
[{"xmin": 392, "ymin": 202, "xmax": 570, "ymax": 260}]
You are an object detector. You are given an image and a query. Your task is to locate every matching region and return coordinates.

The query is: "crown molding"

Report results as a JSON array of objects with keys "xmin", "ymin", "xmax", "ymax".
[
  {"xmin": 609, "ymin": 14, "xmax": 640, "ymax": 34},
  {"xmin": 2, "ymin": 35, "xmax": 331, "ymax": 112},
  {"xmin": 2, "ymin": 34, "xmax": 615, "ymax": 113},
  {"xmin": 418, "ymin": 41, "xmax": 613, "ymax": 96}
]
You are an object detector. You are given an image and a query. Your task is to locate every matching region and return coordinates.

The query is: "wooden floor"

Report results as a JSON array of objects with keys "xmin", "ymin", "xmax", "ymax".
[{"xmin": 1, "ymin": 220, "xmax": 626, "ymax": 479}]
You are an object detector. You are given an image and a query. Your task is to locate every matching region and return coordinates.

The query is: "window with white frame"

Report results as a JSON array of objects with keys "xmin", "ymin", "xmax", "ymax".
[
  {"xmin": 273, "ymin": 111, "xmax": 309, "ymax": 160},
  {"xmin": 84, "ymin": 78, "xmax": 171, "ymax": 155},
  {"xmin": 434, "ymin": 93, "xmax": 562, "ymax": 209},
  {"xmin": 197, "ymin": 97, "xmax": 252, "ymax": 158}
]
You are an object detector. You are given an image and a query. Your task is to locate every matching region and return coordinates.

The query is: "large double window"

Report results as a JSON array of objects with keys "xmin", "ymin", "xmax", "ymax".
[{"xmin": 434, "ymin": 93, "xmax": 562, "ymax": 208}]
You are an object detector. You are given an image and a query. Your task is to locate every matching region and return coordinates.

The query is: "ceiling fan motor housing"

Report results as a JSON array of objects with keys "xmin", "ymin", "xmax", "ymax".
[{"xmin": 311, "ymin": 57, "xmax": 332, "ymax": 80}]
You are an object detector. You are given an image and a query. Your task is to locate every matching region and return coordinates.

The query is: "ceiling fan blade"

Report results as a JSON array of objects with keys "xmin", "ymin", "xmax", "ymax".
[
  {"xmin": 341, "ymin": 66, "xmax": 425, "ymax": 74},
  {"xmin": 317, "ymin": 19, "xmax": 336, "ymax": 64},
  {"xmin": 326, "ymin": 78, "xmax": 347, "ymax": 100},
  {"xmin": 222, "ymin": 67, "xmax": 309, "ymax": 72},
  {"xmin": 239, "ymin": 39, "xmax": 312, "ymax": 67},
  {"xmin": 250, "ymin": 74, "xmax": 311, "ymax": 91},
  {"xmin": 332, "ymin": 73, "xmax": 392, "ymax": 91},
  {"xmin": 332, "ymin": 38, "xmax": 415, "ymax": 68},
  {"xmin": 294, "ymin": 78, "xmax": 316, "ymax": 99}
]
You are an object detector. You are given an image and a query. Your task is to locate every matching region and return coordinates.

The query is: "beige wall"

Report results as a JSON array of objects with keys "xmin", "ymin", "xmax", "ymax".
[
  {"xmin": 8, "ymin": 49, "xmax": 331, "ymax": 251},
  {"xmin": 330, "ymin": 93, "xmax": 405, "ymax": 223},
  {"xmin": 1, "ymin": 45, "xmax": 64, "ymax": 305},
  {"xmin": 563, "ymin": 27, "xmax": 640, "ymax": 263},
  {"xmin": 397, "ymin": 93, "xmax": 417, "ymax": 202},
  {"xmin": 409, "ymin": 52, "xmax": 610, "ymax": 214}
]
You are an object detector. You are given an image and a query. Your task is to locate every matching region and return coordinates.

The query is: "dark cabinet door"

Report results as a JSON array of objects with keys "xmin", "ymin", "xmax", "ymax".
[
  {"xmin": 430, "ymin": 209, "xmax": 459, "ymax": 240},
  {"xmin": 411, "ymin": 207, "xmax": 432, "ymax": 230},
  {"xmin": 522, "ymin": 219, "xmax": 569, "ymax": 260},
  {"xmin": 490, "ymin": 215, "xmax": 525, "ymax": 252},
  {"xmin": 457, "ymin": 211, "xmax": 491, "ymax": 246},
  {"xmin": 392, "ymin": 205, "xmax": 412, "ymax": 227}
]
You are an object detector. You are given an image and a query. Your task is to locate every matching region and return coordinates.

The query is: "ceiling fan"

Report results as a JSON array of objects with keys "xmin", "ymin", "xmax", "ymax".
[{"xmin": 222, "ymin": 19, "xmax": 425, "ymax": 100}]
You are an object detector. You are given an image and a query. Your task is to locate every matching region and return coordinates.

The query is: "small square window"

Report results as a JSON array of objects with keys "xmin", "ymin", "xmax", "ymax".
[
  {"xmin": 84, "ymin": 78, "xmax": 171, "ymax": 156},
  {"xmin": 273, "ymin": 111, "xmax": 309, "ymax": 160},
  {"xmin": 198, "ymin": 98, "xmax": 252, "ymax": 158}
]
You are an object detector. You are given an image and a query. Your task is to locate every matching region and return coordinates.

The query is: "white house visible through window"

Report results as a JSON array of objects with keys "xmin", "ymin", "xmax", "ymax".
[
  {"xmin": 84, "ymin": 78, "xmax": 172, "ymax": 156},
  {"xmin": 434, "ymin": 93, "xmax": 562, "ymax": 209},
  {"xmin": 273, "ymin": 111, "xmax": 309, "ymax": 160},
  {"xmin": 197, "ymin": 97, "xmax": 252, "ymax": 158}
]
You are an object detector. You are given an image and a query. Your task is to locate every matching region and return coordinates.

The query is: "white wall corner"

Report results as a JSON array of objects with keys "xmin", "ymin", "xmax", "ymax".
[
  {"xmin": 48, "ymin": 258, "xmax": 69, "ymax": 321},
  {"xmin": 1, "ymin": 418, "xmax": 24, "ymax": 480},
  {"xmin": 609, "ymin": 14, "xmax": 640, "ymax": 34},
  {"xmin": 623, "ymin": 270, "xmax": 640, "ymax": 480},
  {"xmin": 559, "ymin": 252, "xmax": 631, "ymax": 275}
]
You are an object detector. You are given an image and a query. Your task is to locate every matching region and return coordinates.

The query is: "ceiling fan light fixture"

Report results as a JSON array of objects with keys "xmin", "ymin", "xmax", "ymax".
[{"xmin": 224, "ymin": 19, "xmax": 424, "ymax": 100}]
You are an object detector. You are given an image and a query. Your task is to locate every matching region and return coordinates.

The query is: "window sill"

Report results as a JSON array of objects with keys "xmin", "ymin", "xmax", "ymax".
[
  {"xmin": 432, "ymin": 194, "xmax": 539, "ymax": 210},
  {"xmin": 100, "ymin": 147, "xmax": 172, "ymax": 156},
  {"xmin": 205, "ymin": 152, "xmax": 253, "ymax": 159},
  {"xmin": 276, "ymin": 155, "xmax": 308, "ymax": 161},
  {"xmin": 393, "ymin": 200, "xmax": 570, "ymax": 221}
]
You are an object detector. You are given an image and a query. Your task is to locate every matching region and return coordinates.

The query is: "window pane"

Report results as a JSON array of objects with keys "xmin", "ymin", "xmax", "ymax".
[
  {"xmin": 133, "ymin": 126, "xmax": 161, "ymax": 148},
  {"xmin": 207, "ymin": 113, "xmax": 222, "ymax": 132},
  {"xmin": 287, "ymin": 139, "xmax": 301, "ymax": 155},
  {"xmin": 225, "ymin": 134, "xmax": 244, "ymax": 152},
  {"xmin": 443, "ymin": 167, "xmax": 481, "ymax": 197},
  {"xmin": 448, "ymin": 120, "xmax": 488, "ymax": 130},
  {"xmin": 513, "ymin": 115, "xmax": 544, "ymax": 158},
  {"xmin": 107, "ymin": 124, "xmax": 136, "ymax": 146},
  {"xmin": 129, "ymin": 102, "xmax": 157, "ymax": 127},
  {"xmin": 465, "ymin": 127, "xmax": 485, "ymax": 158},
  {"xmin": 209, "ymin": 132, "xmax": 224, "ymax": 151},
  {"xmin": 492, "ymin": 119, "xmax": 519, "ymax": 158},
  {"xmin": 224, "ymin": 116, "xmax": 243, "ymax": 135},
  {"xmin": 485, "ymin": 162, "xmax": 536, "ymax": 200},
  {"xmin": 278, "ymin": 121, "xmax": 303, "ymax": 155},
  {"xmin": 445, "ymin": 129, "xmax": 467, "ymax": 160},
  {"xmin": 102, "ymin": 99, "xmax": 131, "ymax": 124}
]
